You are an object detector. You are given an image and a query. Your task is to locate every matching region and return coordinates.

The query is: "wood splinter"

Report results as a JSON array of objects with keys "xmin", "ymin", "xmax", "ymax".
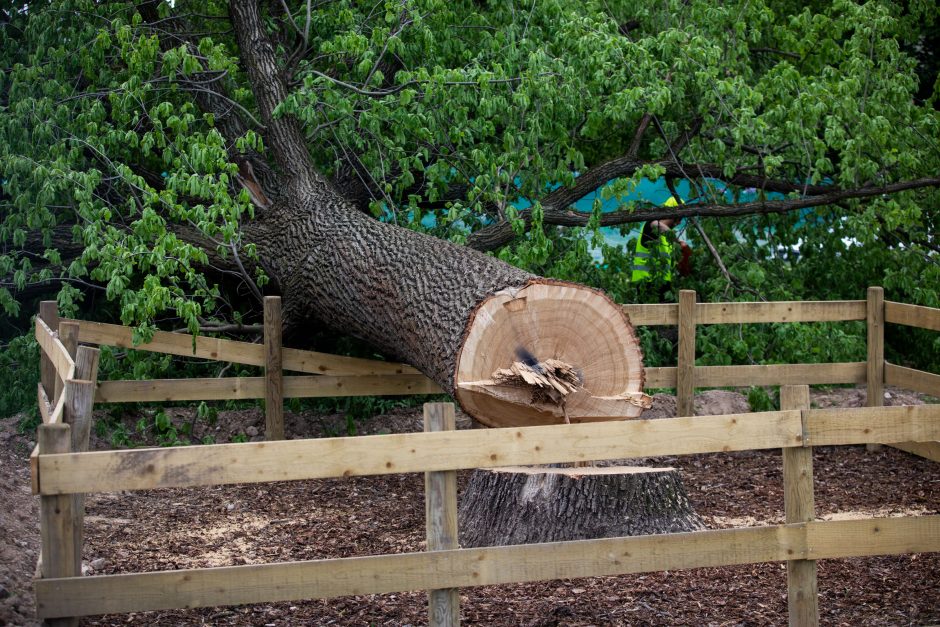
[{"xmin": 459, "ymin": 356, "xmax": 652, "ymax": 423}]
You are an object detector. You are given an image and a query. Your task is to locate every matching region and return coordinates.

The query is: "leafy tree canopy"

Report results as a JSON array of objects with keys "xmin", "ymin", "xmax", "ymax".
[{"xmin": 1, "ymin": 0, "xmax": 938, "ymax": 372}]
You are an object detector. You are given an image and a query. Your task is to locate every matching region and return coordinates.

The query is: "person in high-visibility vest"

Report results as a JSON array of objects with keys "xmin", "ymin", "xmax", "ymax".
[{"xmin": 632, "ymin": 196, "xmax": 690, "ymax": 286}]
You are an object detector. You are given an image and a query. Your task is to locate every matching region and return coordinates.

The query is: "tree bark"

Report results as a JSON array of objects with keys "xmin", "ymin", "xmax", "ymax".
[
  {"xmin": 229, "ymin": 0, "xmax": 649, "ymax": 427},
  {"xmin": 458, "ymin": 466, "xmax": 703, "ymax": 547}
]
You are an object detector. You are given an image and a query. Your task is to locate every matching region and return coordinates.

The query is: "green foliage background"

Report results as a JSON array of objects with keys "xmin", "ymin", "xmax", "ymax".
[{"xmin": 1, "ymin": 0, "xmax": 938, "ymax": 422}]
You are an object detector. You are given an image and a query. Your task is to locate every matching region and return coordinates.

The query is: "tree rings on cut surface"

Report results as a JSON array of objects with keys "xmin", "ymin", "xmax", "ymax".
[{"xmin": 455, "ymin": 280, "xmax": 650, "ymax": 428}]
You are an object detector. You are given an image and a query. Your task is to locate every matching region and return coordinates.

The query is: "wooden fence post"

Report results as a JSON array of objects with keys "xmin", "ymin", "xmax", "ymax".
[
  {"xmin": 55, "ymin": 321, "xmax": 80, "ymax": 404},
  {"xmin": 677, "ymin": 289, "xmax": 697, "ymax": 417},
  {"xmin": 424, "ymin": 403, "xmax": 459, "ymax": 627},
  {"xmin": 38, "ymin": 422, "xmax": 79, "ymax": 627},
  {"xmin": 781, "ymin": 385, "xmax": 818, "ymax": 627},
  {"xmin": 69, "ymin": 345, "xmax": 101, "ymax": 579},
  {"xmin": 264, "ymin": 296, "xmax": 285, "ymax": 440},
  {"xmin": 866, "ymin": 287, "xmax": 885, "ymax": 452},
  {"xmin": 38, "ymin": 301, "xmax": 59, "ymax": 401}
]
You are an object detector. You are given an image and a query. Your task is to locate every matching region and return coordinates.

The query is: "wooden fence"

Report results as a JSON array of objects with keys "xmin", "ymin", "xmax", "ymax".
[{"xmin": 30, "ymin": 287, "xmax": 940, "ymax": 625}]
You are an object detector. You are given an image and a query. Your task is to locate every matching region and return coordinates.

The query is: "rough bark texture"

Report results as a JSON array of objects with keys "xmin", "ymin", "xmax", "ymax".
[
  {"xmin": 230, "ymin": 0, "xmax": 536, "ymax": 393},
  {"xmin": 248, "ymin": 204, "xmax": 535, "ymax": 392},
  {"xmin": 458, "ymin": 466, "xmax": 704, "ymax": 548}
]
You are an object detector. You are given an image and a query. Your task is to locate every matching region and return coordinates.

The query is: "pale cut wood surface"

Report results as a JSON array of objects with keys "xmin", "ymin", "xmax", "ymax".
[
  {"xmin": 35, "ymin": 524, "xmax": 802, "ymax": 618},
  {"xmin": 885, "ymin": 363, "xmax": 940, "ymax": 397},
  {"xmin": 781, "ymin": 385, "xmax": 818, "ymax": 627},
  {"xmin": 695, "ymin": 363, "xmax": 866, "ymax": 387},
  {"xmin": 621, "ymin": 300, "xmax": 867, "ymax": 327},
  {"xmin": 806, "ymin": 404, "xmax": 940, "ymax": 446},
  {"xmin": 35, "ymin": 318, "xmax": 75, "ymax": 385},
  {"xmin": 643, "ymin": 367, "xmax": 676, "ymax": 388},
  {"xmin": 38, "ymin": 301, "xmax": 60, "ymax": 403},
  {"xmin": 65, "ymin": 318, "xmax": 420, "ymax": 376},
  {"xmin": 39, "ymin": 424, "xmax": 77, "ymax": 625},
  {"xmin": 38, "ymin": 383, "xmax": 52, "ymax": 424},
  {"xmin": 56, "ymin": 321, "xmax": 80, "ymax": 404},
  {"xmin": 677, "ymin": 290, "xmax": 696, "ymax": 417},
  {"xmin": 95, "ymin": 374, "xmax": 442, "ymax": 403},
  {"xmin": 884, "ymin": 301, "xmax": 940, "ymax": 332},
  {"xmin": 456, "ymin": 282, "xmax": 647, "ymax": 427},
  {"xmin": 34, "ymin": 517, "xmax": 939, "ymax": 619},
  {"xmin": 805, "ymin": 516, "xmax": 940, "ymax": 559},
  {"xmin": 62, "ymin": 379, "xmax": 95, "ymax": 573},
  {"xmin": 424, "ymin": 404, "xmax": 459, "ymax": 627},
  {"xmin": 644, "ymin": 363, "xmax": 866, "ymax": 391},
  {"xmin": 71, "ymin": 347, "xmax": 101, "ymax": 453},
  {"xmin": 695, "ymin": 300, "xmax": 866, "ymax": 324},
  {"xmin": 867, "ymin": 287, "xmax": 885, "ymax": 409},
  {"xmin": 621, "ymin": 303, "xmax": 678, "ymax": 326},
  {"xmin": 38, "ymin": 411, "xmax": 802, "ymax": 495},
  {"xmin": 264, "ymin": 297, "xmax": 284, "ymax": 441}
]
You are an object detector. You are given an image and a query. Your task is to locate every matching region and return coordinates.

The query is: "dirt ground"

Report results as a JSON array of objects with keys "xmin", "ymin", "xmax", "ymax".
[{"xmin": 1, "ymin": 385, "xmax": 938, "ymax": 626}]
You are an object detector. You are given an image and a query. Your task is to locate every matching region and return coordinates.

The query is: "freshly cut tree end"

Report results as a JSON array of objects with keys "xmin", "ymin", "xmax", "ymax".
[{"xmin": 455, "ymin": 280, "xmax": 649, "ymax": 428}]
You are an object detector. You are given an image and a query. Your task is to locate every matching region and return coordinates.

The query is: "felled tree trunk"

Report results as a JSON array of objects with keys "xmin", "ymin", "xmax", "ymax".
[
  {"xmin": 232, "ymin": 1, "xmax": 650, "ymax": 429},
  {"xmin": 458, "ymin": 465, "xmax": 703, "ymax": 547},
  {"xmin": 230, "ymin": 1, "xmax": 693, "ymax": 550}
]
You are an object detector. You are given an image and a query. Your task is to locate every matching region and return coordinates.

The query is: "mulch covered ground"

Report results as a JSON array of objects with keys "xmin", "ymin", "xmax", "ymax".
[{"xmin": 2, "ymin": 388, "xmax": 938, "ymax": 626}]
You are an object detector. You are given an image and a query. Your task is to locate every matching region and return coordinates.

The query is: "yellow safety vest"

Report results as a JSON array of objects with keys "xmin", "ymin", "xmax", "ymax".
[{"xmin": 632, "ymin": 230, "xmax": 673, "ymax": 282}]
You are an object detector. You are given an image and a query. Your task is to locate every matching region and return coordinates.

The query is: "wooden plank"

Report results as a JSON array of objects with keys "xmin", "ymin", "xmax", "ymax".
[
  {"xmin": 643, "ymin": 367, "xmax": 676, "ymax": 389},
  {"xmin": 38, "ymin": 423, "xmax": 78, "ymax": 626},
  {"xmin": 30, "ymin": 444, "xmax": 40, "ymax": 495},
  {"xmin": 621, "ymin": 303, "xmax": 677, "ymax": 326},
  {"xmin": 885, "ymin": 301, "xmax": 940, "ymax": 332},
  {"xmin": 645, "ymin": 363, "xmax": 866, "ymax": 391},
  {"xmin": 48, "ymin": 391, "xmax": 66, "ymax": 425},
  {"xmin": 281, "ymin": 346, "xmax": 421, "ymax": 377},
  {"xmin": 889, "ymin": 441, "xmax": 940, "ymax": 463},
  {"xmin": 35, "ymin": 524, "xmax": 804, "ymax": 618},
  {"xmin": 38, "ymin": 383, "xmax": 52, "ymax": 424},
  {"xmin": 424, "ymin": 403, "xmax": 459, "ymax": 627},
  {"xmin": 780, "ymin": 385, "xmax": 817, "ymax": 627},
  {"xmin": 677, "ymin": 290, "xmax": 696, "ymax": 417},
  {"xmin": 867, "ymin": 289, "xmax": 885, "ymax": 402},
  {"xmin": 695, "ymin": 300, "xmax": 866, "ymax": 324},
  {"xmin": 38, "ymin": 301, "xmax": 59, "ymax": 401},
  {"xmin": 62, "ymin": 380, "xmax": 95, "ymax": 572},
  {"xmin": 806, "ymin": 404, "xmax": 940, "ymax": 446},
  {"xmin": 95, "ymin": 374, "xmax": 443, "ymax": 403},
  {"xmin": 263, "ymin": 297, "xmax": 284, "ymax": 441},
  {"xmin": 55, "ymin": 322, "xmax": 80, "ymax": 405},
  {"xmin": 38, "ymin": 411, "xmax": 803, "ymax": 495},
  {"xmin": 694, "ymin": 363, "xmax": 866, "ymax": 388},
  {"xmin": 35, "ymin": 317, "xmax": 75, "ymax": 387},
  {"xmin": 66, "ymin": 318, "xmax": 421, "ymax": 376},
  {"xmin": 885, "ymin": 363, "xmax": 940, "ymax": 397},
  {"xmin": 806, "ymin": 516, "xmax": 940, "ymax": 560},
  {"xmin": 35, "ymin": 517, "xmax": 940, "ymax": 620}
]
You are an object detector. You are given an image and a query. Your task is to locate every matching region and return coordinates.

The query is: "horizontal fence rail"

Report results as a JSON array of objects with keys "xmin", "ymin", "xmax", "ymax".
[
  {"xmin": 35, "ymin": 516, "xmax": 940, "ymax": 619},
  {"xmin": 885, "ymin": 301, "xmax": 940, "ymax": 332},
  {"xmin": 622, "ymin": 300, "xmax": 867, "ymax": 326},
  {"xmin": 94, "ymin": 374, "xmax": 443, "ymax": 403},
  {"xmin": 65, "ymin": 318, "xmax": 421, "ymax": 376},
  {"xmin": 36, "ymin": 405, "xmax": 940, "ymax": 496}
]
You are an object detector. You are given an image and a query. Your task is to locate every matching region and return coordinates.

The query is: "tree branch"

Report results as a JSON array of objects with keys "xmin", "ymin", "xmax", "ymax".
[
  {"xmin": 466, "ymin": 176, "xmax": 940, "ymax": 251},
  {"xmin": 229, "ymin": 0, "xmax": 316, "ymax": 179}
]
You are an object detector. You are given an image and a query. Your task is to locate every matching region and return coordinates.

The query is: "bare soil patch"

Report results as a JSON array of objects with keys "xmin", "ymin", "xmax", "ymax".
[{"xmin": 1, "ymin": 386, "xmax": 937, "ymax": 626}]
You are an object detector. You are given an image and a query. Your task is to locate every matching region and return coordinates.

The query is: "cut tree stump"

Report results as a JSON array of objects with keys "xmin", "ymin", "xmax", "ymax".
[{"xmin": 458, "ymin": 465, "xmax": 703, "ymax": 547}]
